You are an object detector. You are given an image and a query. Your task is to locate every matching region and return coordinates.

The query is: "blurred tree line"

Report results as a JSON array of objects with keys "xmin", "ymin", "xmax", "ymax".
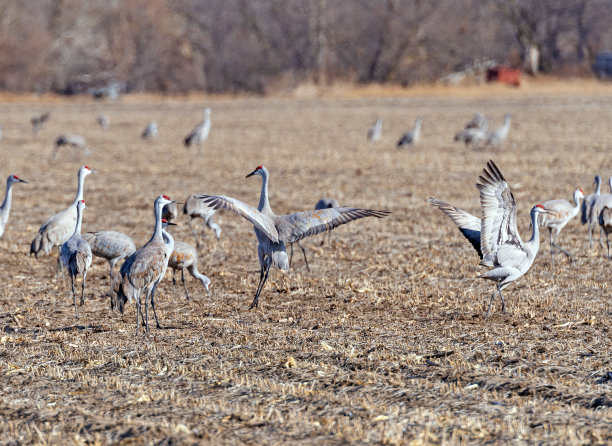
[{"xmin": 0, "ymin": 0, "xmax": 609, "ymax": 94}]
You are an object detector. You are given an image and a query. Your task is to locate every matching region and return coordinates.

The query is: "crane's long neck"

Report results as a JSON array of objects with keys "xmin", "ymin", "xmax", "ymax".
[
  {"xmin": 0, "ymin": 179, "xmax": 13, "ymax": 214},
  {"xmin": 72, "ymin": 205, "xmax": 84, "ymax": 237},
  {"xmin": 74, "ymin": 170, "xmax": 86, "ymax": 203},
  {"xmin": 527, "ymin": 208, "xmax": 542, "ymax": 249},
  {"xmin": 572, "ymin": 192, "xmax": 583, "ymax": 209},
  {"xmin": 595, "ymin": 177, "xmax": 601, "ymax": 195},
  {"xmin": 162, "ymin": 227, "xmax": 174, "ymax": 253},
  {"xmin": 258, "ymin": 170, "xmax": 272, "ymax": 213},
  {"xmin": 150, "ymin": 200, "xmax": 165, "ymax": 243},
  {"xmin": 609, "ymin": 177, "xmax": 612, "ymax": 193}
]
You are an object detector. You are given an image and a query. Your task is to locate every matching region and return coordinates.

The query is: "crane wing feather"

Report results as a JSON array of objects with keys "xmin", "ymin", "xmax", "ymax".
[
  {"xmin": 195, "ymin": 194, "xmax": 279, "ymax": 242},
  {"xmin": 427, "ymin": 197, "xmax": 483, "ymax": 259},
  {"xmin": 277, "ymin": 207, "xmax": 391, "ymax": 243}
]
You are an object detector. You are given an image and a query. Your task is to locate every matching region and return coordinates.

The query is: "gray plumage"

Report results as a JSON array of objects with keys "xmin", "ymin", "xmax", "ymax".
[
  {"xmin": 112, "ymin": 195, "xmax": 175, "ymax": 333},
  {"xmin": 97, "ymin": 115, "xmax": 110, "ymax": 130},
  {"xmin": 367, "ymin": 118, "xmax": 382, "ymax": 142},
  {"xmin": 60, "ymin": 200, "xmax": 92, "ymax": 318},
  {"xmin": 0, "ymin": 174, "xmax": 29, "ymax": 239},
  {"xmin": 162, "ymin": 201, "xmax": 178, "ymax": 222},
  {"xmin": 198, "ymin": 165, "xmax": 391, "ymax": 309},
  {"xmin": 141, "ymin": 121, "xmax": 158, "ymax": 140},
  {"xmin": 599, "ymin": 205, "xmax": 612, "ymax": 259},
  {"xmin": 428, "ymin": 160, "xmax": 550, "ymax": 319},
  {"xmin": 184, "ymin": 109, "xmax": 211, "ymax": 149},
  {"xmin": 182, "ymin": 193, "xmax": 221, "ymax": 248},
  {"xmin": 585, "ymin": 176, "xmax": 612, "ymax": 250},
  {"xmin": 168, "ymin": 240, "xmax": 212, "ymax": 299},
  {"xmin": 465, "ymin": 112, "xmax": 489, "ymax": 130},
  {"xmin": 486, "ymin": 113, "xmax": 511, "ymax": 145},
  {"xmin": 30, "ymin": 166, "xmax": 94, "ymax": 281},
  {"xmin": 397, "ymin": 117, "xmax": 423, "ymax": 147},
  {"xmin": 52, "ymin": 134, "xmax": 90, "ymax": 159},
  {"xmin": 82, "ymin": 230, "xmax": 136, "ymax": 282}
]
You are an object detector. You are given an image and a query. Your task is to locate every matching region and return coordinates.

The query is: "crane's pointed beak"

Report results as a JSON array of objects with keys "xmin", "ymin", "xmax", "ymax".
[
  {"xmin": 173, "ymin": 200, "xmax": 183, "ymax": 205},
  {"xmin": 246, "ymin": 170, "xmax": 257, "ymax": 178},
  {"xmin": 166, "ymin": 221, "xmax": 177, "ymax": 226},
  {"xmin": 18, "ymin": 178, "xmax": 29, "ymax": 184}
]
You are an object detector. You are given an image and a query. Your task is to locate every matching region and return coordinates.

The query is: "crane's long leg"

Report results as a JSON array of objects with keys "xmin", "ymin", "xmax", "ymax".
[
  {"xmin": 135, "ymin": 289, "xmax": 142, "ymax": 334},
  {"xmin": 548, "ymin": 227, "xmax": 555, "ymax": 270},
  {"xmin": 70, "ymin": 274, "xmax": 79, "ymax": 318},
  {"xmin": 172, "ymin": 269, "xmax": 177, "ymax": 298},
  {"xmin": 289, "ymin": 243, "xmax": 294, "ymax": 268},
  {"xmin": 298, "ymin": 241, "xmax": 310, "ymax": 272},
  {"xmin": 499, "ymin": 285, "xmax": 506, "ymax": 313},
  {"xmin": 250, "ymin": 263, "xmax": 270, "ymax": 310},
  {"xmin": 607, "ymin": 234, "xmax": 610, "ymax": 260},
  {"xmin": 144, "ymin": 288, "xmax": 150, "ymax": 334},
  {"xmin": 551, "ymin": 229, "xmax": 572, "ymax": 261},
  {"xmin": 150, "ymin": 282, "xmax": 162, "ymax": 329},
  {"xmin": 181, "ymin": 269, "xmax": 190, "ymax": 300},
  {"xmin": 81, "ymin": 271, "xmax": 87, "ymax": 305},
  {"xmin": 484, "ymin": 286, "xmax": 500, "ymax": 320}
]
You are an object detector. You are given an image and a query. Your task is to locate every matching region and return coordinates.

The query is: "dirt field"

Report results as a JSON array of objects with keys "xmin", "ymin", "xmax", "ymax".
[{"xmin": 0, "ymin": 82, "xmax": 611, "ymax": 444}]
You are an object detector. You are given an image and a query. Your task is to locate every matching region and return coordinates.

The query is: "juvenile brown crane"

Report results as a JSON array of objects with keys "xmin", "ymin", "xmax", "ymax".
[
  {"xmin": 428, "ymin": 160, "xmax": 550, "ymax": 319},
  {"xmin": 60, "ymin": 200, "xmax": 92, "ymax": 318},
  {"xmin": 198, "ymin": 165, "xmax": 391, "ymax": 309},
  {"xmin": 168, "ymin": 240, "xmax": 212, "ymax": 299},
  {"xmin": 31, "ymin": 166, "xmax": 94, "ymax": 276},
  {"xmin": 113, "ymin": 195, "xmax": 176, "ymax": 333}
]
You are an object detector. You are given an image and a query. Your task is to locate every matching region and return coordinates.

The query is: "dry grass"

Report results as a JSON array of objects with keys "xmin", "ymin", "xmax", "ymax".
[{"xmin": 0, "ymin": 84, "xmax": 611, "ymax": 444}]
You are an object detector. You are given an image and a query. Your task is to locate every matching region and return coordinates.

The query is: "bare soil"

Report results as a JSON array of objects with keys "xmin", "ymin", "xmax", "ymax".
[{"xmin": 0, "ymin": 83, "xmax": 611, "ymax": 444}]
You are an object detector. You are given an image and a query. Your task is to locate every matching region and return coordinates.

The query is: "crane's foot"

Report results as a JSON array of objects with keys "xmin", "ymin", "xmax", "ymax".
[{"xmin": 249, "ymin": 297, "xmax": 259, "ymax": 310}]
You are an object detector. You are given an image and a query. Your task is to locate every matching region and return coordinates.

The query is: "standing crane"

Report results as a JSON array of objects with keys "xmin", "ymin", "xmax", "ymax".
[
  {"xmin": 52, "ymin": 135, "xmax": 90, "ymax": 159},
  {"xmin": 367, "ymin": 118, "xmax": 382, "ymax": 142},
  {"xmin": 397, "ymin": 117, "xmax": 423, "ymax": 148},
  {"xmin": 454, "ymin": 112, "xmax": 489, "ymax": 149},
  {"xmin": 182, "ymin": 194, "xmax": 221, "ymax": 248},
  {"xmin": 31, "ymin": 112, "xmax": 50, "ymax": 134},
  {"xmin": 59, "ymin": 200, "xmax": 92, "ymax": 318},
  {"xmin": 539, "ymin": 188, "xmax": 584, "ymax": 267},
  {"xmin": 168, "ymin": 239, "xmax": 212, "ymax": 299},
  {"xmin": 289, "ymin": 197, "xmax": 340, "ymax": 270},
  {"xmin": 82, "ymin": 230, "xmax": 136, "ymax": 284},
  {"xmin": 184, "ymin": 108, "xmax": 211, "ymax": 150},
  {"xmin": 486, "ymin": 113, "xmax": 511, "ymax": 146},
  {"xmin": 428, "ymin": 160, "xmax": 551, "ymax": 319},
  {"xmin": 598, "ymin": 203, "xmax": 612, "ymax": 259},
  {"xmin": 581, "ymin": 175, "xmax": 602, "ymax": 248},
  {"xmin": 0, "ymin": 174, "xmax": 29, "ymax": 238},
  {"xmin": 586, "ymin": 176, "xmax": 612, "ymax": 251},
  {"xmin": 31, "ymin": 166, "xmax": 95, "ymax": 276},
  {"xmin": 197, "ymin": 165, "xmax": 391, "ymax": 309},
  {"xmin": 141, "ymin": 121, "xmax": 158, "ymax": 140},
  {"xmin": 97, "ymin": 115, "xmax": 110, "ymax": 130},
  {"xmin": 112, "ymin": 195, "xmax": 176, "ymax": 333}
]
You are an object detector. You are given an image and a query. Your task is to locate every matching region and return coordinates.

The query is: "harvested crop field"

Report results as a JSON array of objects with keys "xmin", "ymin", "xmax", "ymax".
[{"xmin": 0, "ymin": 83, "xmax": 611, "ymax": 444}]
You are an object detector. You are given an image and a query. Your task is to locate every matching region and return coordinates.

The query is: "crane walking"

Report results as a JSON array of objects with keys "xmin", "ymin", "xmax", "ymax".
[
  {"xmin": 0, "ymin": 174, "xmax": 29, "ymax": 239},
  {"xmin": 168, "ymin": 239, "xmax": 212, "ymax": 299},
  {"xmin": 82, "ymin": 230, "xmax": 136, "ymax": 284},
  {"xmin": 397, "ymin": 117, "xmax": 423, "ymax": 148},
  {"xmin": 112, "ymin": 195, "xmax": 176, "ymax": 333},
  {"xmin": 182, "ymin": 194, "xmax": 221, "ymax": 248},
  {"xmin": 428, "ymin": 160, "xmax": 551, "ymax": 319},
  {"xmin": 198, "ymin": 165, "xmax": 391, "ymax": 309},
  {"xmin": 184, "ymin": 108, "xmax": 211, "ymax": 151},
  {"xmin": 60, "ymin": 200, "xmax": 92, "ymax": 318},
  {"xmin": 539, "ymin": 188, "xmax": 584, "ymax": 267},
  {"xmin": 30, "ymin": 166, "xmax": 94, "ymax": 276}
]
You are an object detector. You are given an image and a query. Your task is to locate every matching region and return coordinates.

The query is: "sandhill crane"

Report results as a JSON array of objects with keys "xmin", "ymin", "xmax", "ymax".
[
  {"xmin": 31, "ymin": 112, "xmax": 50, "ymax": 134},
  {"xmin": 598, "ymin": 204, "xmax": 612, "ymax": 259},
  {"xmin": 428, "ymin": 160, "xmax": 551, "ymax": 319},
  {"xmin": 141, "ymin": 121, "xmax": 158, "ymax": 140},
  {"xmin": 182, "ymin": 194, "xmax": 221, "ymax": 248},
  {"xmin": 82, "ymin": 230, "xmax": 136, "ymax": 283},
  {"xmin": 397, "ymin": 117, "xmax": 423, "ymax": 148},
  {"xmin": 97, "ymin": 115, "xmax": 110, "ymax": 130},
  {"xmin": 454, "ymin": 112, "xmax": 489, "ymax": 148},
  {"xmin": 60, "ymin": 200, "xmax": 92, "ymax": 318},
  {"xmin": 289, "ymin": 197, "xmax": 340, "ymax": 270},
  {"xmin": 486, "ymin": 113, "xmax": 511, "ymax": 145},
  {"xmin": 539, "ymin": 188, "xmax": 584, "ymax": 267},
  {"xmin": 581, "ymin": 175, "xmax": 603, "ymax": 249},
  {"xmin": 367, "ymin": 118, "xmax": 382, "ymax": 142},
  {"xmin": 465, "ymin": 112, "xmax": 489, "ymax": 130},
  {"xmin": 30, "ymin": 166, "xmax": 94, "ymax": 276},
  {"xmin": 52, "ymin": 135, "xmax": 90, "ymax": 159},
  {"xmin": 0, "ymin": 174, "xmax": 29, "ymax": 238},
  {"xmin": 168, "ymin": 240, "xmax": 212, "ymax": 299},
  {"xmin": 198, "ymin": 165, "xmax": 391, "ymax": 309},
  {"xmin": 184, "ymin": 108, "xmax": 211, "ymax": 150},
  {"xmin": 113, "ymin": 195, "xmax": 176, "ymax": 333}
]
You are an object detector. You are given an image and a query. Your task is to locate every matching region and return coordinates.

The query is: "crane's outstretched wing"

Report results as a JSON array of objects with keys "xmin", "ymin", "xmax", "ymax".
[
  {"xmin": 276, "ymin": 207, "xmax": 391, "ymax": 243},
  {"xmin": 476, "ymin": 160, "xmax": 522, "ymax": 267},
  {"xmin": 196, "ymin": 194, "xmax": 279, "ymax": 243},
  {"xmin": 427, "ymin": 198, "xmax": 482, "ymax": 259}
]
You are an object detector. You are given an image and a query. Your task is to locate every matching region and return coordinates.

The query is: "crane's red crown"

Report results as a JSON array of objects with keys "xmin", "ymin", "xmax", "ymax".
[
  {"xmin": 536, "ymin": 204, "xmax": 545, "ymax": 209},
  {"xmin": 13, "ymin": 175, "xmax": 19, "ymax": 180},
  {"xmin": 162, "ymin": 219, "xmax": 168, "ymax": 223},
  {"xmin": 579, "ymin": 189, "xmax": 584, "ymax": 194},
  {"xmin": 80, "ymin": 200, "xmax": 85, "ymax": 204},
  {"xmin": 163, "ymin": 194, "xmax": 171, "ymax": 200},
  {"xmin": 256, "ymin": 165, "xmax": 262, "ymax": 170},
  {"xmin": 84, "ymin": 166, "xmax": 90, "ymax": 170}
]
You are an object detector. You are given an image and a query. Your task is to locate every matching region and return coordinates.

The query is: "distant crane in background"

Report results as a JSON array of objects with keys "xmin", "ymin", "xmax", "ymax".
[
  {"xmin": 59, "ymin": 200, "xmax": 92, "ymax": 318},
  {"xmin": 367, "ymin": 118, "xmax": 382, "ymax": 142},
  {"xmin": 454, "ymin": 112, "xmax": 489, "ymax": 148},
  {"xmin": 31, "ymin": 112, "xmax": 50, "ymax": 134},
  {"xmin": 184, "ymin": 108, "xmax": 211, "ymax": 150},
  {"xmin": 198, "ymin": 165, "xmax": 391, "ymax": 309},
  {"xmin": 397, "ymin": 117, "xmax": 423, "ymax": 148},
  {"xmin": 30, "ymin": 166, "xmax": 94, "ymax": 277},
  {"xmin": 141, "ymin": 121, "xmax": 158, "ymax": 140},
  {"xmin": 52, "ymin": 135, "xmax": 89, "ymax": 159},
  {"xmin": 486, "ymin": 113, "xmax": 511, "ymax": 145},
  {"xmin": 97, "ymin": 115, "xmax": 110, "ymax": 130},
  {"xmin": 0, "ymin": 174, "xmax": 29, "ymax": 239},
  {"xmin": 428, "ymin": 160, "xmax": 551, "ymax": 319},
  {"xmin": 539, "ymin": 188, "xmax": 584, "ymax": 268}
]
